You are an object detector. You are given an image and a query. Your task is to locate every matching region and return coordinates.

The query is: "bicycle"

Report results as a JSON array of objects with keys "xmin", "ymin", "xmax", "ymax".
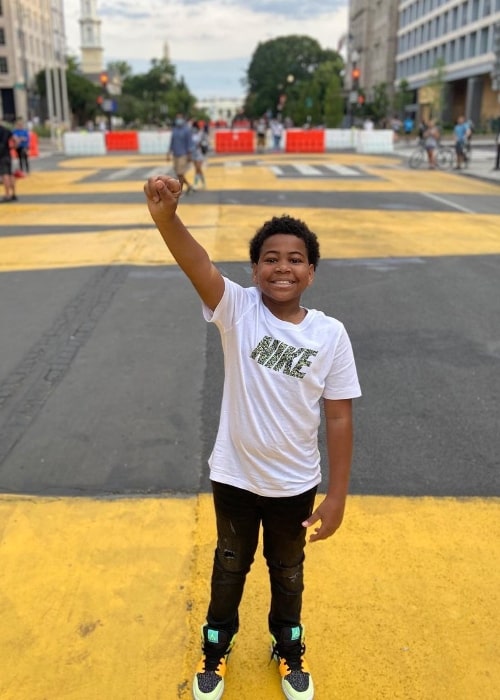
[{"xmin": 408, "ymin": 142, "xmax": 455, "ymax": 170}]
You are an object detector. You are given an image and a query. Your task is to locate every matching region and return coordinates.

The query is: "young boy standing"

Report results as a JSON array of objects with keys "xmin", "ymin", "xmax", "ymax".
[{"xmin": 144, "ymin": 175, "xmax": 361, "ymax": 700}]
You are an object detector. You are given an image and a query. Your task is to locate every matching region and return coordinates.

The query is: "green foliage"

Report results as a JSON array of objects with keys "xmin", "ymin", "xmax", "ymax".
[
  {"xmin": 35, "ymin": 56, "xmax": 100, "ymax": 126},
  {"xmin": 243, "ymin": 35, "xmax": 344, "ymax": 124},
  {"xmin": 394, "ymin": 79, "xmax": 414, "ymax": 116},
  {"xmin": 107, "ymin": 61, "xmax": 133, "ymax": 81},
  {"xmin": 323, "ymin": 72, "xmax": 344, "ymax": 127},
  {"xmin": 428, "ymin": 57, "xmax": 447, "ymax": 121},
  {"xmin": 371, "ymin": 83, "xmax": 390, "ymax": 123},
  {"xmin": 35, "ymin": 35, "xmax": 351, "ymax": 129},
  {"xmin": 120, "ymin": 58, "xmax": 196, "ymax": 126}
]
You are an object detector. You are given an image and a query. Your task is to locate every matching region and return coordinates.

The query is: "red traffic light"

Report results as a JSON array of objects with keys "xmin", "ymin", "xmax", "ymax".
[
  {"xmin": 357, "ymin": 94, "xmax": 365, "ymax": 105},
  {"xmin": 99, "ymin": 72, "xmax": 109, "ymax": 86},
  {"xmin": 352, "ymin": 68, "xmax": 360, "ymax": 80}
]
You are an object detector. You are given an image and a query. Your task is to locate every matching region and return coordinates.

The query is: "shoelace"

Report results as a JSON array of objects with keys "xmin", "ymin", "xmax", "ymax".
[
  {"xmin": 202, "ymin": 642, "xmax": 228, "ymax": 672},
  {"xmin": 271, "ymin": 641, "xmax": 306, "ymax": 671}
]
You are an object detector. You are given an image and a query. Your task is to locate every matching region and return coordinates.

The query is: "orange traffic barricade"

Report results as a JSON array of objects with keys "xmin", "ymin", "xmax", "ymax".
[
  {"xmin": 285, "ymin": 129, "xmax": 325, "ymax": 153},
  {"xmin": 215, "ymin": 130, "xmax": 255, "ymax": 154},
  {"xmin": 29, "ymin": 131, "xmax": 39, "ymax": 157},
  {"xmin": 105, "ymin": 131, "xmax": 139, "ymax": 151}
]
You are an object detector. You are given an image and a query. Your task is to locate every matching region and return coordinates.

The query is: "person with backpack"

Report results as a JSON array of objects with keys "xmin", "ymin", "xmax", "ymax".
[
  {"xmin": 0, "ymin": 122, "xmax": 18, "ymax": 202},
  {"xmin": 13, "ymin": 118, "xmax": 30, "ymax": 174}
]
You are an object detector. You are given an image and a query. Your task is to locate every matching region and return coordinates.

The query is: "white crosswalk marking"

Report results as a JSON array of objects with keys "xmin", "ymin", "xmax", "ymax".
[
  {"xmin": 292, "ymin": 164, "xmax": 323, "ymax": 175},
  {"xmin": 145, "ymin": 166, "xmax": 169, "ymax": 178},
  {"xmin": 105, "ymin": 168, "xmax": 139, "ymax": 181},
  {"xmin": 270, "ymin": 166, "xmax": 284, "ymax": 175},
  {"xmin": 325, "ymin": 164, "xmax": 360, "ymax": 176}
]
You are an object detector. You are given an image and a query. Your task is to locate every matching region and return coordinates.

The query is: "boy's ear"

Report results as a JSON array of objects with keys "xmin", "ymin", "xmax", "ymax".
[
  {"xmin": 252, "ymin": 262, "xmax": 258, "ymax": 281},
  {"xmin": 307, "ymin": 265, "xmax": 315, "ymax": 286}
]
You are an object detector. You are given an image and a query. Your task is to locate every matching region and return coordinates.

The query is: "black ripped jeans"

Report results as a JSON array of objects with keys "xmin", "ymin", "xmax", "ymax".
[{"xmin": 206, "ymin": 481, "xmax": 317, "ymax": 638}]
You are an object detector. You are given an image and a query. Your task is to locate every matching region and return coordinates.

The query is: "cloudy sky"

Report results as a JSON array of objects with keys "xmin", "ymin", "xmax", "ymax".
[{"xmin": 63, "ymin": 0, "xmax": 349, "ymax": 99}]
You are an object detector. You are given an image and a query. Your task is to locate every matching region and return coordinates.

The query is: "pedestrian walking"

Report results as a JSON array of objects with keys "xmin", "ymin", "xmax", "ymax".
[
  {"xmin": 167, "ymin": 113, "xmax": 194, "ymax": 195},
  {"xmin": 256, "ymin": 117, "xmax": 267, "ymax": 153},
  {"xmin": 13, "ymin": 118, "xmax": 30, "ymax": 174},
  {"xmin": 191, "ymin": 121, "xmax": 207, "ymax": 189},
  {"xmin": 403, "ymin": 115, "xmax": 414, "ymax": 143},
  {"xmin": 453, "ymin": 116, "xmax": 470, "ymax": 169},
  {"xmin": 424, "ymin": 119, "xmax": 440, "ymax": 169},
  {"xmin": 270, "ymin": 118, "xmax": 284, "ymax": 151},
  {"xmin": 144, "ymin": 174, "xmax": 362, "ymax": 700},
  {"xmin": 0, "ymin": 122, "xmax": 18, "ymax": 202}
]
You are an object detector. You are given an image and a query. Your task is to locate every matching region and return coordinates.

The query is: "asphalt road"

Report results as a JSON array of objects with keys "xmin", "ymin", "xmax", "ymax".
[
  {"xmin": 1, "ymin": 151, "xmax": 499, "ymax": 497},
  {"xmin": 0, "ymin": 149, "xmax": 499, "ymax": 700}
]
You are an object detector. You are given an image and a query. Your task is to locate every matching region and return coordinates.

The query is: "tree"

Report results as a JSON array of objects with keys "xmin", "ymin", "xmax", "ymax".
[
  {"xmin": 107, "ymin": 60, "xmax": 133, "ymax": 82},
  {"xmin": 323, "ymin": 71, "xmax": 344, "ymax": 127},
  {"xmin": 394, "ymin": 79, "xmax": 414, "ymax": 117},
  {"xmin": 35, "ymin": 55, "xmax": 100, "ymax": 126},
  {"xmin": 121, "ymin": 58, "xmax": 196, "ymax": 125},
  {"xmin": 427, "ymin": 57, "xmax": 446, "ymax": 122},
  {"xmin": 243, "ymin": 35, "xmax": 343, "ymax": 124},
  {"xmin": 371, "ymin": 82, "xmax": 390, "ymax": 123}
]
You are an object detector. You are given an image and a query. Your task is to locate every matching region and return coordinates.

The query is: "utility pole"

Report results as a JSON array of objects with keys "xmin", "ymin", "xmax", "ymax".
[{"xmin": 492, "ymin": 22, "xmax": 500, "ymax": 170}]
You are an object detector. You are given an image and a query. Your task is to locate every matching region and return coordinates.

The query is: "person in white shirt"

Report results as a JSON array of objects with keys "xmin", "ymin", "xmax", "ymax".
[{"xmin": 144, "ymin": 175, "xmax": 362, "ymax": 700}]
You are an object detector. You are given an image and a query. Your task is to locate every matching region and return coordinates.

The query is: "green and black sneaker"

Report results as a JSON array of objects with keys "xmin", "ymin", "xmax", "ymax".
[
  {"xmin": 192, "ymin": 625, "xmax": 236, "ymax": 700},
  {"xmin": 271, "ymin": 625, "xmax": 314, "ymax": 700}
]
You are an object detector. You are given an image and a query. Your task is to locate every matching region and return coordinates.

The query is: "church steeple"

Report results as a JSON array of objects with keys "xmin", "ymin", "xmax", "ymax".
[{"xmin": 79, "ymin": 0, "xmax": 104, "ymax": 75}]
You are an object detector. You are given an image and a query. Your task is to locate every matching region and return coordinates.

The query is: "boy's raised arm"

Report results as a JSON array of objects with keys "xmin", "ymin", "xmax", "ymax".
[{"xmin": 144, "ymin": 175, "xmax": 224, "ymax": 310}]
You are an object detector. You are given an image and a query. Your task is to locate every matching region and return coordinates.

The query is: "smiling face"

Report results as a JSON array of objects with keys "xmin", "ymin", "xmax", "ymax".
[{"xmin": 252, "ymin": 234, "xmax": 315, "ymax": 314}]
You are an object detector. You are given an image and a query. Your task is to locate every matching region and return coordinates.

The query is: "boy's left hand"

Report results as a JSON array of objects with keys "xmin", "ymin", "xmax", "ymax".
[{"xmin": 302, "ymin": 495, "xmax": 346, "ymax": 542}]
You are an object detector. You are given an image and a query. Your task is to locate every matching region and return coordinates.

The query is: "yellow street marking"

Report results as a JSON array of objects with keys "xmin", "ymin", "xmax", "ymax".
[
  {"xmin": 0, "ymin": 495, "xmax": 498, "ymax": 699},
  {"xmin": 2, "ymin": 208, "xmax": 500, "ymax": 271}
]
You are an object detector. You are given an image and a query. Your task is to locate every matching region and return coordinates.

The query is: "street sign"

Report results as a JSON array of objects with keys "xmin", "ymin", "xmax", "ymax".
[{"xmin": 102, "ymin": 99, "xmax": 116, "ymax": 113}]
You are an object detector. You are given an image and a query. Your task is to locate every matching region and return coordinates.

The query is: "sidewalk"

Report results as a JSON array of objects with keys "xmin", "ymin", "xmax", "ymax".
[{"xmin": 394, "ymin": 137, "xmax": 500, "ymax": 184}]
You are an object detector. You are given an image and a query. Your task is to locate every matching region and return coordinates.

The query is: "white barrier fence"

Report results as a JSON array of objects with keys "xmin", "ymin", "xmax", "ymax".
[
  {"xmin": 62, "ymin": 129, "xmax": 394, "ymax": 155},
  {"xmin": 354, "ymin": 129, "xmax": 394, "ymax": 154},
  {"xmin": 63, "ymin": 132, "xmax": 106, "ymax": 156},
  {"xmin": 138, "ymin": 131, "xmax": 172, "ymax": 154}
]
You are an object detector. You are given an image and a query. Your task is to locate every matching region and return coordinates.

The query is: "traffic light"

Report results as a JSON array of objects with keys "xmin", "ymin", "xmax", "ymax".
[
  {"xmin": 99, "ymin": 72, "xmax": 109, "ymax": 89},
  {"xmin": 352, "ymin": 66, "xmax": 360, "ymax": 90},
  {"xmin": 357, "ymin": 94, "xmax": 365, "ymax": 105}
]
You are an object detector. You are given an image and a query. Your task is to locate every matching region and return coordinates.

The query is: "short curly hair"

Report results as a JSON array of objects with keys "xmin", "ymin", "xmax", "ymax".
[{"xmin": 249, "ymin": 215, "xmax": 320, "ymax": 270}]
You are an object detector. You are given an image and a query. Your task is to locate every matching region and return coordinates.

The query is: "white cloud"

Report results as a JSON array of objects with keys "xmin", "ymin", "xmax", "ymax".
[{"xmin": 63, "ymin": 0, "xmax": 348, "ymax": 98}]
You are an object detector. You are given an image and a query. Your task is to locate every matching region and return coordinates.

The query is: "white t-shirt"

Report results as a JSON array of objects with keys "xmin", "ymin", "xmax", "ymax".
[{"xmin": 203, "ymin": 277, "xmax": 362, "ymax": 497}]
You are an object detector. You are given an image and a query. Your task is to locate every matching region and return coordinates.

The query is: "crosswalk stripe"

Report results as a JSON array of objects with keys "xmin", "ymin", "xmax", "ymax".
[
  {"xmin": 325, "ymin": 164, "xmax": 361, "ymax": 176},
  {"xmin": 270, "ymin": 166, "xmax": 284, "ymax": 175},
  {"xmin": 145, "ymin": 166, "xmax": 170, "ymax": 179},
  {"xmin": 105, "ymin": 168, "xmax": 139, "ymax": 181},
  {"xmin": 292, "ymin": 164, "xmax": 323, "ymax": 175}
]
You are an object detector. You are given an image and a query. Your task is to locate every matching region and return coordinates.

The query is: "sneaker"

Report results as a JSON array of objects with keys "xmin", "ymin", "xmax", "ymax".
[
  {"xmin": 271, "ymin": 625, "xmax": 314, "ymax": 700},
  {"xmin": 192, "ymin": 625, "xmax": 236, "ymax": 700}
]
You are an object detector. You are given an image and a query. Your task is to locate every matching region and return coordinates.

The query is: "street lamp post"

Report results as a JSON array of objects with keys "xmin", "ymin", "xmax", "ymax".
[{"xmin": 347, "ymin": 48, "xmax": 360, "ymax": 127}]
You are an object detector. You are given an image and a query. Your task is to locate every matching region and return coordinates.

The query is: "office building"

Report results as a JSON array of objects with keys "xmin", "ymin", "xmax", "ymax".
[
  {"xmin": 348, "ymin": 0, "xmax": 400, "ymax": 103},
  {"xmin": 0, "ymin": 0, "xmax": 69, "ymax": 124},
  {"xmin": 396, "ymin": 0, "xmax": 500, "ymax": 125}
]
